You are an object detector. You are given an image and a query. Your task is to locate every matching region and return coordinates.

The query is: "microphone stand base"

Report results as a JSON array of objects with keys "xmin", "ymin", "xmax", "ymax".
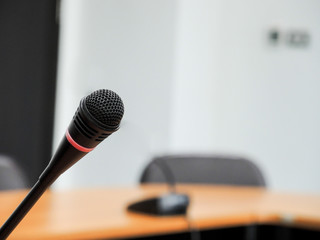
[{"xmin": 127, "ymin": 193, "xmax": 189, "ymax": 216}]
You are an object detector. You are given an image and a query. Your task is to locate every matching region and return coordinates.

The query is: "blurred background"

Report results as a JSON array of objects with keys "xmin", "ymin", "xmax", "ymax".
[{"xmin": 1, "ymin": 0, "xmax": 320, "ymax": 193}]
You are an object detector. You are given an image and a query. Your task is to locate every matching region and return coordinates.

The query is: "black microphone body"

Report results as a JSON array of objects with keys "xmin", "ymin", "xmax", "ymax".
[
  {"xmin": 0, "ymin": 89, "xmax": 124, "ymax": 239},
  {"xmin": 39, "ymin": 96, "xmax": 120, "ymax": 184}
]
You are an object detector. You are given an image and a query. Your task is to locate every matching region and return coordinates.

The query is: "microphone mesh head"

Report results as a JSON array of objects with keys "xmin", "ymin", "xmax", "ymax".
[{"xmin": 85, "ymin": 89, "xmax": 124, "ymax": 127}]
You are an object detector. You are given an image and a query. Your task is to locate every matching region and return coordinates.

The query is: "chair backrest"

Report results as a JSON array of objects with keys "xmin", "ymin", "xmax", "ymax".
[
  {"xmin": 140, "ymin": 155, "xmax": 266, "ymax": 187},
  {"xmin": 0, "ymin": 155, "xmax": 28, "ymax": 191}
]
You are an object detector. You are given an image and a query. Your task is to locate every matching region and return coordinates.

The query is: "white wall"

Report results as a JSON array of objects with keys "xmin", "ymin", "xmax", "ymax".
[
  {"xmin": 54, "ymin": 0, "xmax": 320, "ymax": 193},
  {"xmin": 170, "ymin": 0, "xmax": 222, "ymax": 151},
  {"xmin": 171, "ymin": 0, "xmax": 320, "ymax": 193}
]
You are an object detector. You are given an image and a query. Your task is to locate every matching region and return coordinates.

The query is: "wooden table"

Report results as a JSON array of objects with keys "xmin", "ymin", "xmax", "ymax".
[{"xmin": 0, "ymin": 184, "xmax": 319, "ymax": 240}]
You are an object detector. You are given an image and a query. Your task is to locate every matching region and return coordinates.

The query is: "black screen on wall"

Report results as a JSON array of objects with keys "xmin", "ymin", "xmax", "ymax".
[{"xmin": 0, "ymin": 0, "xmax": 59, "ymax": 186}]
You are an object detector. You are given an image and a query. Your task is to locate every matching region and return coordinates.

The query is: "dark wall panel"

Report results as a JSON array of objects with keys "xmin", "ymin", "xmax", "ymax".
[{"xmin": 0, "ymin": 0, "xmax": 59, "ymax": 186}]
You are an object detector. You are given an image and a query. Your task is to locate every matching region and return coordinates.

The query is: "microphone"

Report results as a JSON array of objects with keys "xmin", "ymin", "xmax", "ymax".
[
  {"xmin": 127, "ymin": 158, "xmax": 189, "ymax": 216},
  {"xmin": 40, "ymin": 89, "xmax": 124, "ymax": 184},
  {"xmin": 127, "ymin": 159, "xmax": 199, "ymax": 240},
  {"xmin": 0, "ymin": 89, "xmax": 124, "ymax": 239}
]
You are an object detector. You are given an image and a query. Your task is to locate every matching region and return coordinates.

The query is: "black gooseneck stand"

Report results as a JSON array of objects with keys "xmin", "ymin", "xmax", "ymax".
[
  {"xmin": 0, "ymin": 138, "xmax": 86, "ymax": 240},
  {"xmin": 127, "ymin": 159, "xmax": 190, "ymax": 216}
]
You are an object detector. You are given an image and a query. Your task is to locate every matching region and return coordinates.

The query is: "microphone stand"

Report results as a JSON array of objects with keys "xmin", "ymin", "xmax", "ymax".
[
  {"xmin": 127, "ymin": 159, "xmax": 201, "ymax": 240},
  {"xmin": 153, "ymin": 158, "xmax": 176, "ymax": 193},
  {"xmin": 127, "ymin": 158, "xmax": 190, "ymax": 216},
  {"xmin": 0, "ymin": 138, "xmax": 85, "ymax": 239},
  {"xmin": 0, "ymin": 176, "xmax": 55, "ymax": 239}
]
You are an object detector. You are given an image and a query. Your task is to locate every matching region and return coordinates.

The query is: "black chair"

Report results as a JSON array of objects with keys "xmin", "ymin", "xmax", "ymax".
[
  {"xmin": 140, "ymin": 154, "xmax": 266, "ymax": 187},
  {"xmin": 0, "ymin": 155, "xmax": 28, "ymax": 191}
]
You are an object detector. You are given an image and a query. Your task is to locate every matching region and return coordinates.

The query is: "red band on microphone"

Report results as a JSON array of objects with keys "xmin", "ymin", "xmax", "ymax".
[{"xmin": 66, "ymin": 131, "xmax": 94, "ymax": 153}]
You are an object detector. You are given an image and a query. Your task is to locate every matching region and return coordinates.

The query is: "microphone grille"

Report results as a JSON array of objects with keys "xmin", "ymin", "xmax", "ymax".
[{"xmin": 85, "ymin": 89, "xmax": 124, "ymax": 127}]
